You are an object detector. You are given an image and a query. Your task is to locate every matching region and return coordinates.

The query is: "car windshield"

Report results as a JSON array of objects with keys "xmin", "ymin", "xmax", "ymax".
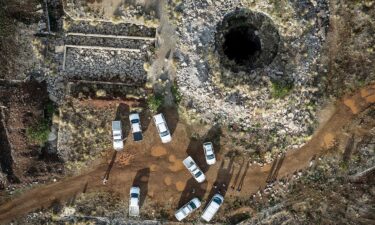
[
  {"xmin": 213, "ymin": 197, "xmax": 222, "ymax": 205},
  {"xmin": 131, "ymin": 119, "xmax": 139, "ymax": 124},
  {"xmin": 195, "ymin": 171, "xmax": 202, "ymax": 178},
  {"xmin": 207, "ymin": 154, "xmax": 215, "ymax": 160},
  {"xmin": 160, "ymin": 130, "xmax": 169, "ymax": 137},
  {"xmin": 189, "ymin": 202, "xmax": 197, "ymax": 209},
  {"xmin": 131, "ymin": 193, "xmax": 139, "ymax": 198}
]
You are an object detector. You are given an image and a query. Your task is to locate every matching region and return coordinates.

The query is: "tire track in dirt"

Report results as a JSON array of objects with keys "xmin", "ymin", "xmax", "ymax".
[{"xmin": 0, "ymin": 85, "xmax": 374, "ymax": 223}]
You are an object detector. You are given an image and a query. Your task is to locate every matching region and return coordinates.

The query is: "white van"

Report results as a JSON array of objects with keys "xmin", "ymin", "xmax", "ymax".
[{"xmin": 201, "ymin": 194, "xmax": 224, "ymax": 222}]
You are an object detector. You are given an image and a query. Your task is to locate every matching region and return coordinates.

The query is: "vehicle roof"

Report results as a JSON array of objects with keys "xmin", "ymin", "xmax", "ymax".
[
  {"xmin": 158, "ymin": 123, "xmax": 168, "ymax": 132},
  {"xmin": 153, "ymin": 113, "xmax": 165, "ymax": 124},
  {"xmin": 112, "ymin": 121, "xmax": 121, "ymax": 130},
  {"xmin": 129, "ymin": 113, "xmax": 140, "ymax": 121},
  {"xmin": 132, "ymin": 123, "xmax": 142, "ymax": 132},
  {"xmin": 130, "ymin": 186, "xmax": 140, "ymax": 193},
  {"xmin": 201, "ymin": 194, "xmax": 223, "ymax": 222},
  {"xmin": 204, "ymin": 142, "xmax": 213, "ymax": 150}
]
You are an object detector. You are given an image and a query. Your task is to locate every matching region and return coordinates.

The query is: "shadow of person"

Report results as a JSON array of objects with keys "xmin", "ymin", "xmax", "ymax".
[
  {"xmin": 132, "ymin": 168, "xmax": 150, "ymax": 207},
  {"xmin": 177, "ymin": 177, "xmax": 208, "ymax": 209},
  {"xmin": 102, "ymin": 151, "xmax": 118, "ymax": 184},
  {"xmin": 231, "ymin": 157, "xmax": 245, "ymax": 190},
  {"xmin": 237, "ymin": 160, "xmax": 250, "ymax": 191}
]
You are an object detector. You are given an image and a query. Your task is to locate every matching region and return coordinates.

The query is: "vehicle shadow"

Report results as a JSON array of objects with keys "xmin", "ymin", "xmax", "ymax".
[
  {"xmin": 186, "ymin": 125, "xmax": 223, "ymax": 173},
  {"xmin": 206, "ymin": 156, "xmax": 235, "ymax": 205},
  {"xmin": 204, "ymin": 124, "xmax": 222, "ymax": 154},
  {"xmin": 177, "ymin": 177, "xmax": 208, "ymax": 208},
  {"xmin": 160, "ymin": 106, "xmax": 179, "ymax": 136},
  {"xmin": 132, "ymin": 168, "xmax": 150, "ymax": 207},
  {"xmin": 138, "ymin": 103, "xmax": 152, "ymax": 133},
  {"xmin": 115, "ymin": 103, "xmax": 130, "ymax": 141}
]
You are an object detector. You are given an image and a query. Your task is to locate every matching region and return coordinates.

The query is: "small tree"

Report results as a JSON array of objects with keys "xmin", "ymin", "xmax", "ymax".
[
  {"xmin": 171, "ymin": 84, "xmax": 182, "ymax": 104},
  {"xmin": 147, "ymin": 94, "xmax": 164, "ymax": 112}
]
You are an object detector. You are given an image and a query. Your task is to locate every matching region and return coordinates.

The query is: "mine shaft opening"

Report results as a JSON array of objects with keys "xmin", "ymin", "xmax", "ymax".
[
  {"xmin": 216, "ymin": 9, "xmax": 280, "ymax": 73},
  {"xmin": 223, "ymin": 25, "xmax": 261, "ymax": 65}
]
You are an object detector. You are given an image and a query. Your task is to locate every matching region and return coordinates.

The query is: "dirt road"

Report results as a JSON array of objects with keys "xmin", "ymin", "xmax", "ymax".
[{"xmin": 0, "ymin": 85, "xmax": 374, "ymax": 223}]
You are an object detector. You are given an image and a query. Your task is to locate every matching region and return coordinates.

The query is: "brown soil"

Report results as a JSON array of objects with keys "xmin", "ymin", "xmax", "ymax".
[
  {"xmin": 0, "ymin": 85, "xmax": 374, "ymax": 223},
  {"xmin": 150, "ymin": 146, "xmax": 168, "ymax": 157},
  {"xmin": 0, "ymin": 80, "xmax": 64, "ymax": 187}
]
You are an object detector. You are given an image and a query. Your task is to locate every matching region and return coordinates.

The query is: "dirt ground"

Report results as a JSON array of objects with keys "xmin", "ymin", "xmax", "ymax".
[
  {"xmin": 0, "ymin": 84, "xmax": 373, "ymax": 223},
  {"xmin": 0, "ymin": 80, "xmax": 64, "ymax": 190}
]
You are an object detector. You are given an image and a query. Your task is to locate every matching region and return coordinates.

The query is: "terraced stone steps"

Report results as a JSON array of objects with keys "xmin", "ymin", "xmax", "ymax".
[
  {"xmin": 65, "ymin": 35, "xmax": 153, "ymax": 50},
  {"xmin": 64, "ymin": 48, "xmax": 148, "ymax": 84},
  {"xmin": 65, "ymin": 20, "xmax": 156, "ymax": 38}
]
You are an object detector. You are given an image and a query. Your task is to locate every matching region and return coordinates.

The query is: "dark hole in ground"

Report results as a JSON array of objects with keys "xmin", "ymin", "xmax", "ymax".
[{"xmin": 223, "ymin": 25, "xmax": 261, "ymax": 65}]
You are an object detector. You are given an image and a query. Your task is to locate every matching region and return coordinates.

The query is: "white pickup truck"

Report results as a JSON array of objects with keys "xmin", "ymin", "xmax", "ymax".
[
  {"xmin": 182, "ymin": 156, "xmax": 206, "ymax": 183},
  {"xmin": 112, "ymin": 121, "xmax": 123, "ymax": 150},
  {"xmin": 201, "ymin": 194, "xmax": 224, "ymax": 222},
  {"xmin": 175, "ymin": 197, "xmax": 201, "ymax": 221},
  {"xmin": 129, "ymin": 187, "xmax": 140, "ymax": 217}
]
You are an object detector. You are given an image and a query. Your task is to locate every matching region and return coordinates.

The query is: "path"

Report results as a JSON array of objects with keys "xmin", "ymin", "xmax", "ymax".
[{"xmin": 0, "ymin": 85, "xmax": 374, "ymax": 223}]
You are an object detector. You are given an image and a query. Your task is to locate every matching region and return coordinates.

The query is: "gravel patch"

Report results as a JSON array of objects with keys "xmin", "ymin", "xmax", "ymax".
[
  {"xmin": 64, "ymin": 48, "xmax": 148, "ymax": 84},
  {"xmin": 65, "ymin": 20, "xmax": 156, "ymax": 37},
  {"xmin": 65, "ymin": 35, "xmax": 154, "ymax": 49}
]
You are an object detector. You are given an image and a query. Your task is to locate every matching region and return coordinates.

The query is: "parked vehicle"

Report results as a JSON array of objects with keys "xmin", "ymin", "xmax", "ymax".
[
  {"xmin": 203, "ymin": 142, "xmax": 216, "ymax": 165},
  {"xmin": 129, "ymin": 187, "xmax": 140, "ymax": 217},
  {"xmin": 175, "ymin": 197, "xmax": 201, "ymax": 221},
  {"xmin": 153, "ymin": 113, "xmax": 172, "ymax": 143},
  {"xmin": 201, "ymin": 194, "xmax": 224, "ymax": 222},
  {"xmin": 129, "ymin": 113, "xmax": 143, "ymax": 142},
  {"xmin": 182, "ymin": 156, "xmax": 206, "ymax": 183},
  {"xmin": 112, "ymin": 121, "xmax": 123, "ymax": 150}
]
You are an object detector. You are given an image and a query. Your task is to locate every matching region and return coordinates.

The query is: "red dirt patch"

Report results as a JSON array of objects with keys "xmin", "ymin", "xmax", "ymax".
[{"xmin": 150, "ymin": 146, "xmax": 168, "ymax": 157}]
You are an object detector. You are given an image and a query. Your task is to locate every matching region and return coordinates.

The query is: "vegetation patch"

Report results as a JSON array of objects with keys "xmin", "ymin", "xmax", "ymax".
[
  {"xmin": 270, "ymin": 80, "xmax": 293, "ymax": 99},
  {"xmin": 171, "ymin": 84, "xmax": 182, "ymax": 104},
  {"xmin": 26, "ymin": 102, "xmax": 55, "ymax": 146},
  {"xmin": 147, "ymin": 94, "xmax": 164, "ymax": 112}
]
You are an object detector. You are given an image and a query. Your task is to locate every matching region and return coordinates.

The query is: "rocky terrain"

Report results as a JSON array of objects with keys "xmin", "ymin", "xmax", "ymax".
[
  {"xmin": 172, "ymin": 0, "xmax": 330, "ymax": 157},
  {"xmin": 0, "ymin": 0, "xmax": 374, "ymax": 224},
  {"xmin": 242, "ymin": 105, "xmax": 375, "ymax": 225}
]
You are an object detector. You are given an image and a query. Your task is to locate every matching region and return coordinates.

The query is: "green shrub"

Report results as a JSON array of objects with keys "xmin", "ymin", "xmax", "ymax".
[
  {"xmin": 147, "ymin": 94, "xmax": 164, "ymax": 112},
  {"xmin": 271, "ymin": 80, "xmax": 293, "ymax": 98},
  {"xmin": 26, "ymin": 102, "xmax": 55, "ymax": 146},
  {"xmin": 26, "ymin": 119, "xmax": 50, "ymax": 145},
  {"xmin": 171, "ymin": 84, "xmax": 182, "ymax": 104}
]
